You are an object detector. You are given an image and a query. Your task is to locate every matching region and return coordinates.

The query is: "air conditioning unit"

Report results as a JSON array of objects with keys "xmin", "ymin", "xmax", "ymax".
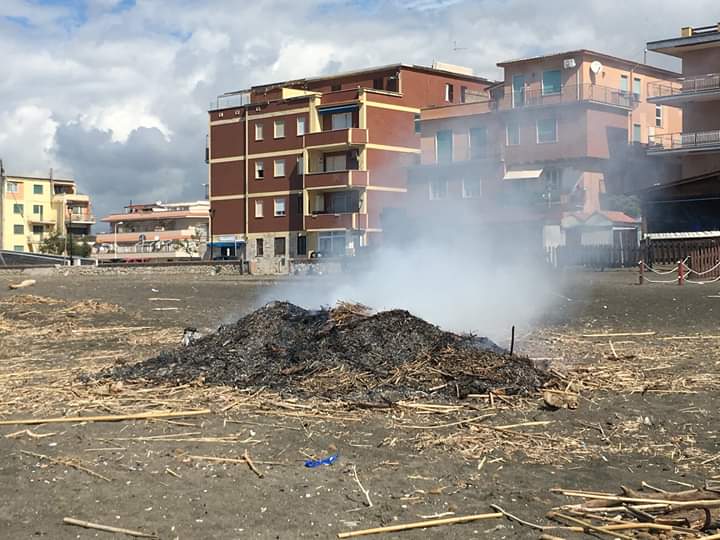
[{"xmin": 563, "ymin": 58, "xmax": 576, "ymax": 69}]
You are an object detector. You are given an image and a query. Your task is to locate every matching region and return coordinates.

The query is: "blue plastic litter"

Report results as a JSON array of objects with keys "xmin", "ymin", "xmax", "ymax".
[{"xmin": 304, "ymin": 453, "xmax": 338, "ymax": 468}]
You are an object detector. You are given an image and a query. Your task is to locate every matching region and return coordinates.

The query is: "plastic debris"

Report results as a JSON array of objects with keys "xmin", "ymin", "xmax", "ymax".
[{"xmin": 304, "ymin": 454, "xmax": 338, "ymax": 468}]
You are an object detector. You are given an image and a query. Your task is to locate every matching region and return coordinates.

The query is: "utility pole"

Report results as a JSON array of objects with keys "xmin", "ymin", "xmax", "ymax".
[{"xmin": 0, "ymin": 158, "xmax": 5, "ymax": 251}]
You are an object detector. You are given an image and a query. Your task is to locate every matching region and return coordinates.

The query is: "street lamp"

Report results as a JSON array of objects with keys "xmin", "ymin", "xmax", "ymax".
[{"xmin": 114, "ymin": 221, "xmax": 124, "ymax": 255}]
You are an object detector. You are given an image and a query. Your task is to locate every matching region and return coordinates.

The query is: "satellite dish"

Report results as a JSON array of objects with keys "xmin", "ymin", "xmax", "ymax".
[{"xmin": 590, "ymin": 61, "xmax": 603, "ymax": 74}]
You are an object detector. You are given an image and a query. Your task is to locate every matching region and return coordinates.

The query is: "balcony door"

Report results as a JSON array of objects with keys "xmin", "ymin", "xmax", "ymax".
[
  {"xmin": 512, "ymin": 74, "xmax": 525, "ymax": 108},
  {"xmin": 331, "ymin": 112, "xmax": 353, "ymax": 130}
]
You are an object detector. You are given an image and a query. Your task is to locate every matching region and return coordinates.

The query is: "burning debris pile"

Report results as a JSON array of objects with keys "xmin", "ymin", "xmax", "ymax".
[{"xmin": 103, "ymin": 301, "xmax": 549, "ymax": 401}]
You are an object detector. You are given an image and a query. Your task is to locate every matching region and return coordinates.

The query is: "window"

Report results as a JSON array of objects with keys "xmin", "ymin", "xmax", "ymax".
[
  {"xmin": 296, "ymin": 117, "xmax": 305, "ymax": 136},
  {"xmin": 13, "ymin": 224, "xmax": 24, "ymax": 235},
  {"xmin": 331, "ymin": 83, "xmax": 341, "ymax": 91},
  {"xmin": 462, "ymin": 178, "xmax": 482, "ymax": 199},
  {"xmin": 274, "ymin": 237, "xmax": 286, "ymax": 256},
  {"xmin": 13, "ymin": 203, "xmax": 24, "ymax": 215},
  {"xmin": 331, "ymin": 112, "xmax": 352, "ymax": 130},
  {"xmin": 273, "ymin": 159, "xmax": 285, "ymax": 177},
  {"xmin": 14, "ymin": 245, "xmax": 23, "ymax": 252},
  {"xmin": 512, "ymin": 74, "xmax": 525, "ymax": 107},
  {"xmin": 296, "ymin": 195, "xmax": 304, "ymax": 214},
  {"xmin": 655, "ymin": 105, "xmax": 663, "ymax": 128},
  {"xmin": 373, "ymin": 78, "xmax": 383, "ymax": 90},
  {"xmin": 256, "ymin": 238, "xmax": 264, "ymax": 257},
  {"xmin": 274, "ymin": 119, "xmax": 285, "ymax": 138},
  {"xmin": 542, "ymin": 70, "xmax": 562, "ymax": 95},
  {"xmin": 325, "ymin": 190, "xmax": 359, "ymax": 213},
  {"xmin": 318, "ymin": 231, "xmax": 346, "ymax": 256},
  {"xmin": 33, "ymin": 204, "xmax": 42, "ymax": 214},
  {"xmin": 274, "ymin": 197, "xmax": 286, "ymax": 217},
  {"xmin": 632, "ymin": 123, "xmax": 642, "ymax": 142},
  {"xmin": 32, "ymin": 225, "xmax": 43, "ymax": 235},
  {"xmin": 386, "ymin": 76, "xmax": 398, "ymax": 92},
  {"xmin": 620, "ymin": 75, "xmax": 629, "ymax": 94},
  {"xmin": 297, "ymin": 156, "xmax": 304, "ymax": 176},
  {"xmin": 255, "ymin": 161, "xmax": 264, "ymax": 179},
  {"xmin": 506, "ymin": 122, "xmax": 520, "ymax": 146},
  {"xmin": 460, "ymin": 86, "xmax": 468, "ymax": 103},
  {"xmin": 255, "ymin": 123, "xmax": 263, "ymax": 141},
  {"xmin": 297, "ymin": 235, "xmax": 307, "ymax": 256},
  {"xmin": 469, "ymin": 127, "xmax": 488, "ymax": 159},
  {"xmin": 436, "ymin": 130, "xmax": 453, "ymax": 163},
  {"xmin": 429, "ymin": 179, "xmax": 447, "ymax": 200},
  {"xmin": 33, "ymin": 184, "xmax": 43, "ymax": 195},
  {"xmin": 633, "ymin": 77, "xmax": 641, "ymax": 99},
  {"xmin": 325, "ymin": 153, "xmax": 347, "ymax": 172},
  {"xmin": 537, "ymin": 118, "xmax": 558, "ymax": 144},
  {"xmin": 254, "ymin": 200, "xmax": 264, "ymax": 218},
  {"xmin": 7, "ymin": 182, "xmax": 18, "ymax": 193},
  {"xmin": 414, "ymin": 113, "xmax": 421, "ymax": 134},
  {"xmin": 444, "ymin": 83, "xmax": 454, "ymax": 102}
]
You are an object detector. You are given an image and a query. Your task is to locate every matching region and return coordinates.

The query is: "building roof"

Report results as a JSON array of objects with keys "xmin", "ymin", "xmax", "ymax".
[
  {"xmin": 95, "ymin": 230, "xmax": 197, "ymax": 243},
  {"xmin": 6, "ymin": 174, "xmax": 75, "ymax": 183},
  {"xmin": 568, "ymin": 210, "xmax": 640, "ymax": 225},
  {"xmin": 645, "ymin": 231, "xmax": 720, "ymax": 240},
  {"xmin": 638, "ymin": 168, "xmax": 720, "ymax": 196},
  {"xmin": 647, "ymin": 25, "xmax": 720, "ymax": 56},
  {"xmin": 496, "ymin": 49, "xmax": 680, "ymax": 78},
  {"xmin": 101, "ymin": 210, "xmax": 209, "ymax": 223}
]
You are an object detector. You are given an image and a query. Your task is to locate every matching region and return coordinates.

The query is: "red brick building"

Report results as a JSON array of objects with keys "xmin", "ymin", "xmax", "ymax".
[
  {"xmin": 407, "ymin": 50, "xmax": 682, "ymax": 251},
  {"xmin": 207, "ymin": 63, "xmax": 493, "ymax": 270}
]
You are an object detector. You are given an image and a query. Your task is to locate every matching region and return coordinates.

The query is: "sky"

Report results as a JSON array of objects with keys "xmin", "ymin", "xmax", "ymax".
[{"xmin": 0, "ymin": 0, "xmax": 716, "ymax": 225}]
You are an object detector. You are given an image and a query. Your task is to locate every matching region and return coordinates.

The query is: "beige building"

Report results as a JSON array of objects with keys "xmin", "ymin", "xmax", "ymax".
[
  {"xmin": 0, "ymin": 171, "xmax": 94, "ymax": 252},
  {"xmin": 94, "ymin": 200, "xmax": 209, "ymax": 262}
]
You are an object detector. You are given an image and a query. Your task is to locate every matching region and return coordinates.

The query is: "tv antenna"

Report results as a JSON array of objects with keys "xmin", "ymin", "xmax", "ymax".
[{"xmin": 452, "ymin": 40, "xmax": 467, "ymax": 52}]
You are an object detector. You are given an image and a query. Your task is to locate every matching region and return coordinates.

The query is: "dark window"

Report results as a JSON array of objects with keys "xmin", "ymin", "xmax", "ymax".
[
  {"xmin": 274, "ymin": 237, "xmax": 286, "ymax": 256},
  {"xmin": 326, "ymin": 191, "xmax": 360, "ymax": 213},
  {"xmin": 347, "ymin": 150, "xmax": 359, "ymax": 170},
  {"xmin": 331, "ymin": 83, "xmax": 341, "ymax": 91},
  {"xmin": 436, "ymin": 130, "xmax": 453, "ymax": 163},
  {"xmin": 444, "ymin": 83, "xmax": 454, "ymax": 102},
  {"xmin": 256, "ymin": 238, "xmax": 264, "ymax": 257},
  {"xmin": 386, "ymin": 76, "xmax": 398, "ymax": 92},
  {"xmin": 461, "ymin": 86, "xmax": 467, "ymax": 103},
  {"xmin": 296, "ymin": 195, "xmax": 304, "ymax": 215},
  {"xmin": 297, "ymin": 235, "xmax": 307, "ymax": 256},
  {"xmin": 32, "ymin": 225, "xmax": 43, "ymax": 234},
  {"xmin": 13, "ymin": 224, "xmax": 24, "ymax": 234},
  {"xmin": 373, "ymin": 78, "xmax": 384, "ymax": 90},
  {"xmin": 13, "ymin": 203, "xmax": 23, "ymax": 214},
  {"xmin": 414, "ymin": 113, "xmax": 421, "ymax": 134},
  {"xmin": 469, "ymin": 127, "xmax": 488, "ymax": 159}
]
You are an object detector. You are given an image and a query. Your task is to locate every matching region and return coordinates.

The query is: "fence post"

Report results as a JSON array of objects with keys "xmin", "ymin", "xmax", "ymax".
[
  {"xmin": 638, "ymin": 260, "xmax": 644, "ymax": 285},
  {"xmin": 678, "ymin": 259, "xmax": 685, "ymax": 286}
]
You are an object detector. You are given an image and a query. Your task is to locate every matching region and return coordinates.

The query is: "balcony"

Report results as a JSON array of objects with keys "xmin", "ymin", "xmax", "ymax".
[
  {"xmin": 305, "ymin": 170, "xmax": 369, "ymax": 189},
  {"xmin": 648, "ymin": 130, "xmax": 720, "ymax": 155},
  {"xmin": 306, "ymin": 212, "xmax": 368, "ymax": 230},
  {"xmin": 648, "ymin": 74, "xmax": 720, "ymax": 104},
  {"xmin": 67, "ymin": 213, "xmax": 96, "ymax": 224},
  {"xmin": 304, "ymin": 128, "xmax": 368, "ymax": 149},
  {"xmin": 493, "ymin": 83, "xmax": 633, "ymax": 111}
]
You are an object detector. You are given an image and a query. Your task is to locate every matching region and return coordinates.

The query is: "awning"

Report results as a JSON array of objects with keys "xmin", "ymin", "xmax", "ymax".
[
  {"xmin": 503, "ymin": 168, "xmax": 544, "ymax": 181},
  {"xmin": 317, "ymin": 104, "xmax": 359, "ymax": 115},
  {"xmin": 208, "ymin": 240, "xmax": 246, "ymax": 248}
]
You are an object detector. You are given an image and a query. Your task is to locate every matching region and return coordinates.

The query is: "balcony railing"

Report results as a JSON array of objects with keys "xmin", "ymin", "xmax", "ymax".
[
  {"xmin": 304, "ymin": 128, "xmax": 368, "ymax": 147},
  {"xmin": 648, "ymin": 74, "xmax": 720, "ymax": 100},
  {"xmin": 209, "ymin": 91, "xmax": 251, "ymax": 111},
  {"xmin": 492, "ymin": 83, "xmax": 633, "ymax": 110},
  {"xmin": 305, "ymin": 170, "xmax": 369, "ymax": 189},
  {"xmin": 306, "ymin": 212, "xmax": 367, "ymax": 230},
  {"xmin": 648, "ymin": 130, "xmax": 720, "ymax": 153}
]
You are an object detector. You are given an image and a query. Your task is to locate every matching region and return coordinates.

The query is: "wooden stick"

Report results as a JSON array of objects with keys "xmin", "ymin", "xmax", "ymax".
[
  {"xmin": 336, "ymin": 512, "xmax": 502, "ymax": 538},
  {"xmin": 351, "ymin": 465, "xmax": 372, "ymax": 508},
  {"xmin": 63, "ymin": 517, "xmax": 157, "ymax": 538},
  {"xmin": 554, "ymin": 490, "xmax": 720, "ymax": 510},
  {"xmin": 582, "ymin": 331, "xmax": 655, "ymax": 338},
  {"xmin": 21, "ymin": 450, "xmax": 111, "ymax": 482},
  {"xmin": 490, "ymin": 504, "xmax": 547, "ymax": 530},
  {"xmin": 243, "ymin": 449, "xmax": 263, "ymax": 478},
  {"xmin": 548, "ymin": 512, "xmax": 633, "ymax": 540},
  {"xmin": 0, "ymin": 409, "xmax": 211, "ymax": 426}
]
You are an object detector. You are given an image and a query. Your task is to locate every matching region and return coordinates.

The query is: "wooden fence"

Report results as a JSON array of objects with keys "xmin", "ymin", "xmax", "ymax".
[{"xmin": 546, "ymin": 244, "xmax": 640, "ymax": 269}]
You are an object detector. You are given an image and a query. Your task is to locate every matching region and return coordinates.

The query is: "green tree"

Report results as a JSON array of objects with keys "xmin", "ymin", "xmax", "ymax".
[{"xmin": 39, "ymin": 232, "xmax": 92, "ymax": 257}]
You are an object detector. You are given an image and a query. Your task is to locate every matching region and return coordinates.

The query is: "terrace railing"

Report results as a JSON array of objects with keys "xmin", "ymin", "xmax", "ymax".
[
  {"xmin": 648, "ymin": 130, "xmax": 720, "ymax": 153},
  {"xmin": 648, "ymin": 73, "xmax": 720, "ymax": 99},
  {"xmin": 492, "ymin": 83, "xmax": 633, "ymax": 110}
]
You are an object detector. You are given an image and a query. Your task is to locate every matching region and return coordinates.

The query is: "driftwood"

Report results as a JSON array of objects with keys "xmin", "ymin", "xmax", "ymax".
[
  {"xmin": 63, "ymin": 517, "xmax": 157, "ymax": 538},
  {"xmin": 0, "ymin": 409, "xmax": 211, "ymax": 426},
  {"xmin": 336, "ymin": 512, "xmax": 502, "ymax": 538},
  {"xmin": 8, "ymin": 279, "xmax": 36, "ymax": 290}
]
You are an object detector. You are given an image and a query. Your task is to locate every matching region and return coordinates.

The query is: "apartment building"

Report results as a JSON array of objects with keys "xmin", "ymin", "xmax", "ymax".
[
  {"xmin": 94, "ymin": 200, "xmax": 209, "ymax": 262},
  {"xmin": 208, "ymin": 63, "xmax": 493, "ymax": 271},
  {"xmin": 0, "ymin": 172, "xmax": 94, "ymax": 252},
  {"xmin": 408, "ymin": 50, "xmax": 682, "ymax": 250}
]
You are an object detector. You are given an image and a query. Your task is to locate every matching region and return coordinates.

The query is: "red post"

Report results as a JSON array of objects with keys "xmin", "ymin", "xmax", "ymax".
[
  {"xmin": 678, "ymin": 260, "xmax": 685, "ymax": 286},
  {"xmin": 638, "ymin": 260, "xmax": 644, "ymax": 285}
]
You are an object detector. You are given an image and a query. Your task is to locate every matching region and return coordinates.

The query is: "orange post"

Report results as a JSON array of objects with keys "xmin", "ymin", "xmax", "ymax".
[{"xmin": 678, "ymin": 260, "xmax": 685, "ymax": 286}]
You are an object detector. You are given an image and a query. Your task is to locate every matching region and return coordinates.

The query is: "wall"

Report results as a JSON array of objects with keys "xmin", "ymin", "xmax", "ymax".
[
  {"xmin": 682, "ymin": 48, "xmax": 720, "ymax": 77},
  {"xmin": 399, "ymin": 68, "xmax": 491, "ymax": 108},
  {"xmin": 211, "ymin": 198, "xmax": 245, "ymax": 235}
]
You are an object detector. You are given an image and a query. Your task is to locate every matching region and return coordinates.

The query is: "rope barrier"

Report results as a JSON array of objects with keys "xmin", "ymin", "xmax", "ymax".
[
  {"xmin": 642, "ymin": 276, "xmax": 680, "ymax": 284},
  {"xmin": 641, "ymin": 258, "xmax": 720, "ymax": 285},
  {"xmin": 644, "ymin": 265, "xmax": 679, "ymax": 275},
  {"xmin": 685, "ymin": 259, "xmax": 720, "ymax": 276},
  {"xmin": 685, "ymin": 275, "xmax": 720, "ymax": 285}
]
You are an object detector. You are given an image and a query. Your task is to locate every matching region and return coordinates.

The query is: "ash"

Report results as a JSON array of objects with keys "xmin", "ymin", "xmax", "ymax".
[{"xmin": 103, "ymin": 301, "xmax": 549, "ymax": 401}]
